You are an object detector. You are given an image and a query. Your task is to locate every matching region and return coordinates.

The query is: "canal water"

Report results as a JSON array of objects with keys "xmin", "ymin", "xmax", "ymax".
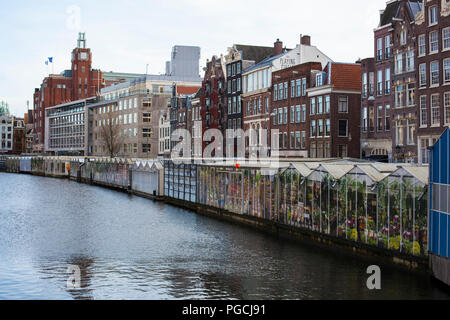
[{"xmin": 0, "ymin": 172, "xmax": 448, "ymax": 300}]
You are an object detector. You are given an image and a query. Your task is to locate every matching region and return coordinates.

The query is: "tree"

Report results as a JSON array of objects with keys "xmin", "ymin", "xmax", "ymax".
[{"xmin": 99, "ymin": 116, "xmax": 124, "ymax": 158}]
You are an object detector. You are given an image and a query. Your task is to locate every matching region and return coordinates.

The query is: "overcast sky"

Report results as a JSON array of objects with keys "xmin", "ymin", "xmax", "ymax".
[{"xmin": 0, "ymin": 0, "xmax": 388, "ymax": 117}]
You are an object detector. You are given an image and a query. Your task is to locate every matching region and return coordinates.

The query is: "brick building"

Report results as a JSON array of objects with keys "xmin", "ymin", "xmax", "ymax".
[
  {"xmin": 271, "ymin": 62, "xmax": 322, "ymax": 158},
  {"xmin": 242, "ymin": 36, "xmax": 332, "ymax": 158},
  {"xmin": 391, "ymin": 0, "xmax": 423, "ymax": 163},
  {"xmin": 415, "ymin": 0, "xmax": 450, "ymax": 163},
  {"xmin": 33, "ymin": 33, "xmax": 106, "ymax": 152},
  {"xmin": 224, "ymin": 44, "xmax": 273, "ymax": 156},
  {"xmin": 307, "ymin": 62, "xmax": 362, "ymax": 158},
  {"xmin": 199, "ymin": 56, "xmax": 227, "ymax": 156}
]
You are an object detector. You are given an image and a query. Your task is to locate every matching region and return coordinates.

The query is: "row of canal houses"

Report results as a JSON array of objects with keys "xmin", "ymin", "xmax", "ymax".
[
  {"xmin": 170, "ymin": 0, "xmax": 450, "ymax": 164},
  {"xmin": 2, "ymin": 127, "xmax": 449, "ymax": 285}
]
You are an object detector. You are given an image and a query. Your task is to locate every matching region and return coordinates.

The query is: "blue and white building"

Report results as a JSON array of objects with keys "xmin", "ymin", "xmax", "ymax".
[{"xmin": 429, "ymin": 128, "xmax": 450, "ymax": 286}]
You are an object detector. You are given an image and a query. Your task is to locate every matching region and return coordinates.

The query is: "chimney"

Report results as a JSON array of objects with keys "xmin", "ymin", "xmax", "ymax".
[
  {"xmin": 274, "ymin": 39, "xmax": 283, "ymax": 55},
  {"xmin": 301, "ymin": 35, "xmax": 311, "ymax": 46}
]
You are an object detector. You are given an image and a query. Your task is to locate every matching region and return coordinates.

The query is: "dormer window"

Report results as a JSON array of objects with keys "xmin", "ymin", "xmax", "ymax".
[
  {"xmin": 316, "ymin": 73, "xmax": 323, "ymax": 87},
  {"xmin": 429, "ymin": 6, "xmax": 438, "ymax": 26}
]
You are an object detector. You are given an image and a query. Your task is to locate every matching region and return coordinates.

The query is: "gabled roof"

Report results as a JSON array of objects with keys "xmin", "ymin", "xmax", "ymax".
[
  {"xmin": 346, "ymin": 165, "xmax": 390, "ymax": 186},
  {"xmin": 384, "ymin": 166, "xmax": 429, "ymax": 186}
]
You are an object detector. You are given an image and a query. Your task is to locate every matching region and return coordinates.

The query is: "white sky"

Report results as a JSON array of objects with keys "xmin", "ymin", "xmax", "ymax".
[{"xmin": 0, "ymin": 0, "xmax": 388, "ymax": 117}]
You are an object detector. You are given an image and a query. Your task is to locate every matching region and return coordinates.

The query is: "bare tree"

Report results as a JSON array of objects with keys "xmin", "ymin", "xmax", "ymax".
[{"xmin": 99, "ymin": 116, "xmax": 124, "ymax": 158}]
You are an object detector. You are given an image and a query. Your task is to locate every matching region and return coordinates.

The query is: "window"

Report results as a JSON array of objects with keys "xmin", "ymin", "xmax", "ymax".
[
  {"xmin": 290, "ymin": 132, "xmax": 295, "ymax": 149},
  {"xmin": 431, "ymin": 94, "xmax": 440, "ymax": 126},
  {"xmin": 385, "ymin": 105, "xmax": 391, "ymax": 131},
  {"xmin": 284, "ymin": 82, "xmax": 288, "ymax": 99},
  {"xmin": 278, "ymin": 108, "xmax": 283, "ymax": 124},
  {"xmin": 362, "ymin": 107, "xmax": 368, "ymax": 132},
  {"xmin": 295, "ymin": 132, "xmax": 301, "ymax": 149},
  {"xmin": 290, "ymin": 106, "xmax": 295, "ymax": 123},
  {"xmin": 445, "ymin": 92, "xmax": 450, "ymax": 125},
  {"xmin": 310, "ymin": 98, "xmax": 316, "ymax": 115},
  {"xmin": 302, "ymin": 78, "xmax": 307, "ymax": 96},
  {"xmin": 310, "ymin": 142, "xmax": 316, "ymax": 158},
  {"xmin": 279, "ymin": 83, "xmax": 283, "ymax": 100},
  {"xmin": 362, "ymin": 73, "xmax": 368, "ymax": 97},
  {"xmin": 406, "ymin": 51, "xmax": 414, "ymax": 72},
  {"xmin": 377, "ymin": 70, "xmax": 383, "ymax": 95},
  {"xmin": 419, "ymin": 64, "xmax": 427, "ymax": 87},
  {"xmin": 377, "ymin": 106, "xmax": 383, "ymax": 131},
  {"xmin": 395, "ymin": 85, "xmax": 403, "ymax": 108},
  {"xmin": 338, "ymin": 120, "xmax": 348, "ymax": 137},
  {"xmin": 142, "ymin": 144, "xmax": 151, "ymax": 153},
  {"xmin": 273, "ymin": 109, "xmax": 277, "ymax": 126},
  {"xmin": 338, "ymin": 145, "xmax": 348, "ymax": 158},
  {"xmin": 311, "ymin": 120, "xmax": 316, "ymax": 137},
  {"xmin": 407, "ymin": 119, "xmax": 416, "ymax": 145},
  {"xmin": 301, "ymin": 131, "xmax": 306, "ymax": 149},
  {"xmin": 430, "ymin": 31, "xmax": 439, "ymax": 53},
  {"xmin": 296, "ymin": 79, "xmax": 301, "ymax": 97},
  {"xmin": 385, "ymin": 35, "xmax": 391, "ymax": 58},
  {"xmin": 317, "ymin": 96, "xmax": 323, "ymax": 114},
  {"xmin": 377, "ymin": 38, "xmax": 383, "ymax": 60},
  {"xmin": 395, "ymin": 54, "xmax": 403, "ymax": 74},
  {"xmin": 420, "ymin": 96, "xmax": 427, "ymax": 127},
  {"xmin": 429, "ymin": 6, "xmax": 438, "ymax": 25},
  {"xmin": 316, "ymin": 73, "xmax": 323, "ymax": 86},
  {"xmin": 325, "ymin": 119, "xmax": 330, "ymax": 137},
  {"xmin": 143, "ymin": 113, "xmax": 151, "ymax": 122},
  {"xmin": 322, "ymin": 95, "xmax": 329, "ymax": 114},
  {"xmin": 396, "ymin": 120, "xmax": 404, "ymax": 146},
  {"xmin": 407, "ymin": 83, "xmax": 415, "ymax": 107},
  {"xmin": 385, "ymin": 68, "xmax": 391, "ymax": 94},
  {"xmin": 301, "ymin": 105, "xmax": 306, "ymax": 122},
  {"xmin": 283, "ymin": 107, "xmax": 288, "ymax": 124},
  {"xmin": 444, "ymin": 59, "xmax": 450, "ymax": 83},
  {"xmin": 338, "ymin": 96, "xmax": 348, "ymax": 113},
  {"xmin": 295, "ymin": 105, "xmax": 301, "ymax": 123},
  {"xmin": 265, "ymin": 97, "xmax": 269, "ymax": 113},
  {"xmin": 444, "ymin": 28, "xmax": 450, "ymax": 50},
  {"xmin": 418, "ymin": 34, "xmax": 426, "ymax": 56},
  {"xmin": 143, "ymin": 128, "xmax": 152, "ymax": 138},
  {"xmin": 291, "ymin": 80, "xmax": 295, "ymax": 97},
  {"xmin": 273, "ymin": 84, "xmax": 278, "ymax": 101},
  {"xmin": 369, "ymin": 107, "xmax": 375, "ymax": 131},
  {"xmin": 400, "ymin": 30, "xmax": 407, "ymax": 45},
  {"xmin": 318, "ymin": 119, "xmax": 324, "ymax": 137},
  {"xmin": 431, "ymin": 61, "xmax": 439, "ymax": 86}
]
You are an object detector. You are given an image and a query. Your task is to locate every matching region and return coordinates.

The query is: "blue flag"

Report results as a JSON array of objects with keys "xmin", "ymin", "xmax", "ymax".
[{"xmin": 48, "ymin": 57, "xmax": 53, "ymax": 63}]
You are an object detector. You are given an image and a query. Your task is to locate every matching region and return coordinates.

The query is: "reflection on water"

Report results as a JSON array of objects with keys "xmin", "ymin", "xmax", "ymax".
[{"xmin": 0, "ymin": 172, "xmax": 448, "ymax": 300}]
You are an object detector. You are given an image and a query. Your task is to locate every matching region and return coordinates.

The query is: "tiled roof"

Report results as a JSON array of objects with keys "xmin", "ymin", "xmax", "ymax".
[
  {"xmin": 177, "ymin": 86, "xmax": 200, "ymax": 96},
  {"xmin": 329, "ymin": 63, "xmax": 361, "ymax": 91}
]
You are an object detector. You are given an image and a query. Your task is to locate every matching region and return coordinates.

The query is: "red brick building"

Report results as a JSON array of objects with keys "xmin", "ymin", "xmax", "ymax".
[
  {"xmin": 306, "ymin": 62, "xmax": 362, "ymax": 158},
  {"xmin": 415, "ymin": 0, "xmax": 450, "ymax": 163},
  {"xmin": 33, "ymin": 33, "xmax": 106, "ymax": 152},
  {"xmin": 199, "ymin": 56, "xmax": 227, "ymax": 155},
  {"xmin": 271, "ymin": 62, "xmax": 322, "ymax": 158}
]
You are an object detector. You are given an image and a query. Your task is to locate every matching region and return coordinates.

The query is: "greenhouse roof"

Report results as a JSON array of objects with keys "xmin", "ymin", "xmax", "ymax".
[
  {"xmin": 387, "ymin": 166, "xmax": 429, "ymax": 186},
  {"xmin": 369, "ymin": 163, "xmax": 401, "ymax": 173},
  {"xmin": 308, "ymin": 164, "xmax": 354, "ymax": 181},
  {"xmin": 289, "ymin": 163, "xmax": 315, "ymax": 177},
  {"xmin": 346, "ymin": 165, "xmax": 390, "ymax": 185}
]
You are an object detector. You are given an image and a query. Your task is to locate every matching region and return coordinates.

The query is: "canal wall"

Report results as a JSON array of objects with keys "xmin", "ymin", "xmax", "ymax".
[{"xmin": 163, "ymin": 196, "xmax": 429, "ymax": 275}]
